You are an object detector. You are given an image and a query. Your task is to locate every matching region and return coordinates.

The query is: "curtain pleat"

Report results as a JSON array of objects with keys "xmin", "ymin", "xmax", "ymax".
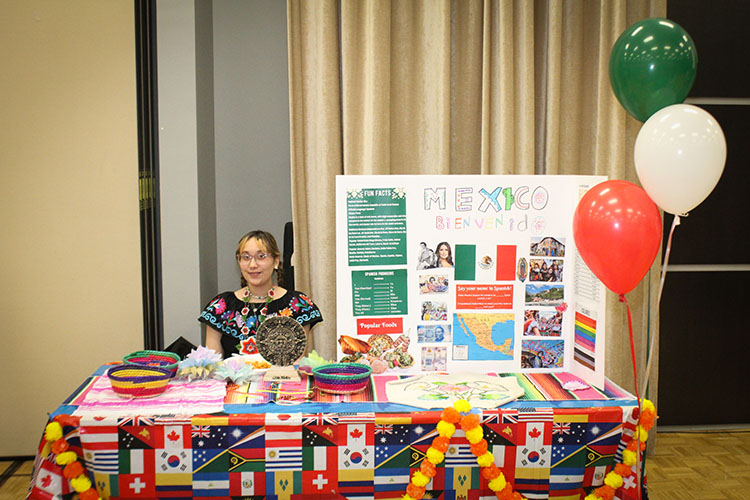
[
  {"xmin": 287, "ymin": 0, "xmax": 342, "ymax": 357},
  {"xmin": 287, "ymin": 0, "xmax": 665, "ymax": 412}
]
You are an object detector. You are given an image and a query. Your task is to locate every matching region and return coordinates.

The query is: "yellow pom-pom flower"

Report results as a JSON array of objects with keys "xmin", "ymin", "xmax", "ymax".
[
  {"xmin": 622, "ymin": 449, "xmax": 637, "ymax": 466},
  {"xmin": 488, "ymin": 474, "xmax": 507, "ymax": 492},
  {"xmin": 476, "ymin": 451, "xmax": 494, "ymax": 468},
  {"xmin": 634, "ymin": 425, "xmax": 649, "ymax": 443},
  {"xmin": 70, "ymin": 475, "xmax": 92, "ymax": 493},
  {"xmin": 426, "ymin": 447, "xmax": 445, "ymax": 466},
  {"xmin": 454, "ymin": 400, "xmax": 471, "ymax": 413},
  {"xmin": 401, "ymin": 495, "xmax": 416, "ymax": 500},
  {"xmin": 411, "ymin": 470, "xmax": 430, "ymax": 487},
  {"xmin": 436, "ymin": 420, "xmax": 456, "ymax": 438},
  {"xmin": 55, "ymin": 451, "xmax": 78, "ymax": 466},
  {"xmin": 45, "ymin": 422, "xmax": 63, "ymax": 443},
  {"xmin": 642, "ymin": 398, "xmax": 655, "ymax": 413},
  {"xmin": 585, "ymin": 494, "xmax": 602, "ymax": 500},
  {"xmin": 604, "ymin": 471, "xmax": 624, "ymax": 489},
  {"xmin": 465, "ymin": 426, "xmax": 484, "ymax": 444}
]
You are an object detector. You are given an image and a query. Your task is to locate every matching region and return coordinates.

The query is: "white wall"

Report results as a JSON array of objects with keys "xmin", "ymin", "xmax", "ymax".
[
  {"xmin": 157, "ymin": 0, "xmax": 205, "ymax": 347},
  {"xmin": 158, "ymin": 0, "xmax": 293, "ymax": 347},
  {"xmin": 212, "ymin": 0, "xmax": 292, "ymax": 291},
  {"xmin": 0, "ymin": 1, "xmax": 143, "ymax": 455}
]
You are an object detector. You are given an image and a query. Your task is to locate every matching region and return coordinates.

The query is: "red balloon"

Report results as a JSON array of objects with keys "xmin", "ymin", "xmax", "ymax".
[{"xmin": 573, "ymin": 180, "xmax": 662, "ymax": 295}]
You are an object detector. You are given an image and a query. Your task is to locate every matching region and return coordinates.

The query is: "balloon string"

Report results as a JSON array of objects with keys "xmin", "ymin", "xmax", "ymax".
[
  {"xmin": 657, "ymin": 214, "xmax": 681, "ymax": 307},
  {"xmin": 618, "ymin": 294, "xmax": 641, "ymax": 408},
  {"xmin": 619, "ymin": 292, "xmax": 643, "ymax": 500},
  {"xmin": 639, "ymin": 214, "xmax": 681, "ymax": 399}
]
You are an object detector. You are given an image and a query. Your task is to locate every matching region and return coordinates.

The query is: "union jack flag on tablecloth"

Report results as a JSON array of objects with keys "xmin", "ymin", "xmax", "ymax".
[
  {"xmin": 191, "ymin": 425, "xmax": 211, "ymax": 438},
  {"xmin": 553, "ymin": 422, "xmax": 571, "ymax": 435}
]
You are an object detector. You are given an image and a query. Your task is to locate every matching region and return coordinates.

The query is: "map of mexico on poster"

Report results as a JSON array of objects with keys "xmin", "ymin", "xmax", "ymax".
[{"xmin": 335, "ymin": 175, "xmax": 608, "ymax": 388}]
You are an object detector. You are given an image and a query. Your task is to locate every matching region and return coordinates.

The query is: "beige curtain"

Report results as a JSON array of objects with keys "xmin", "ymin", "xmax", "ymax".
[{"xmin": 287, "ymin": 0, "xmax": 665, "ymax": 407}]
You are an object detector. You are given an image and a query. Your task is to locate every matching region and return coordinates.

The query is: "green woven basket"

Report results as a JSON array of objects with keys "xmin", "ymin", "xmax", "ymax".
[{"xmin": 123, "ymin": 350, "xmax": 181, "ymax": 378}]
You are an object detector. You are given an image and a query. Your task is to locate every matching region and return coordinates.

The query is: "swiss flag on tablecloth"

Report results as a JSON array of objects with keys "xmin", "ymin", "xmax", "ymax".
[
  {"xmin": 118, "ymin": 473, "xmax": 156, "ymax": 498},
  {"xmin": 302, "ymin": 469, "xmax": 338, "ymax": 496}
]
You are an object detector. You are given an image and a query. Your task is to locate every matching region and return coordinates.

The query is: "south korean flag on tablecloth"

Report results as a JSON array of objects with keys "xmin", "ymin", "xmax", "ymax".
[
  {"xmin": 516, "ymin": 421, "xmax": 552, "ymax": 469},
  {"xmin": 156, "ymin": 448, "xmax": 192, "ymax": 474},
  {"xmin": 339, "ymin": 423, "xmax": 374, "ymax": 469}
]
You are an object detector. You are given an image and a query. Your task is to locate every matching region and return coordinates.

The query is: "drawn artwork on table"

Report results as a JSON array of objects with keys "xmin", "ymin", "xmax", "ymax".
[
  {"xmin": 384, "ymin": 373, "xmax": 525, "ymax": 409},
  {"xmin": 335, "ymin": 175, "xmax": 609, "ymax": 387}
]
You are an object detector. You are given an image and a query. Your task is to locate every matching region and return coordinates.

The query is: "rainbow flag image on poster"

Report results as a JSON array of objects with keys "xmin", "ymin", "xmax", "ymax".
[{"xmin": 574, "ymin": 311, "xmax": 596, "ymax": 370}]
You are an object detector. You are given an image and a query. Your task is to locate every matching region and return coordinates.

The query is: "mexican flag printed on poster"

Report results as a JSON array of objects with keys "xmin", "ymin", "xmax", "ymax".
[{"xmin": 335, "ymin": 175, "xmax": 608, "ymax": 388}]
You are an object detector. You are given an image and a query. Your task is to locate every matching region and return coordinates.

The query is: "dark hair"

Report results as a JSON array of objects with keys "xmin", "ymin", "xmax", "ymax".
[
  {"xmin": 236, "ymin": 230, "xmax": 284, "ymax": 287},
  {"xmin": 435, "ymin": 242, "xmax": 454, "ymax": 266}
]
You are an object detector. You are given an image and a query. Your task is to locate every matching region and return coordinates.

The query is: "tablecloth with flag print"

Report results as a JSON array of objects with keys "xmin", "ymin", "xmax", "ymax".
[{"xmin": 29, "ymin": 368, "xmax": 643, "ymax": 500}]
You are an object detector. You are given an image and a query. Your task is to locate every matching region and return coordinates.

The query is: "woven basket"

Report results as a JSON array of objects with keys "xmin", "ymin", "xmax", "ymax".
[
  {"xmin": 313, "ymin": 363, "xmax": 372, "ymax": 394},
  {"xmin": 108, "ymin": 364, "xmax": 172, "ymax": 399},
  {"xmin": 124, "ymin": 350, "xmax": 181, "ymax": 378}
]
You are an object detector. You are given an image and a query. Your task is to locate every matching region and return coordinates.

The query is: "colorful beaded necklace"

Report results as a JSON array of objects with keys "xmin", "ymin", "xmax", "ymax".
[{"xmin": 239, "ymin": 286, "xmax": 275, "ymax": 337}]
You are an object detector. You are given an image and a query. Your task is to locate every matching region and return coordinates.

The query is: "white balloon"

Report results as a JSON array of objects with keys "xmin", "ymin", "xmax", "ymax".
[{"xmin": 634, "ymin": 104, "xmax": 726, "ymax": 215}]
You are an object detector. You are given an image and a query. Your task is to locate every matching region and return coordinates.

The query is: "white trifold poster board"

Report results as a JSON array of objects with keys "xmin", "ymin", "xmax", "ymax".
[{"xmin": 335, "ymin": 175, "xmax": 608, "ymax": 388}]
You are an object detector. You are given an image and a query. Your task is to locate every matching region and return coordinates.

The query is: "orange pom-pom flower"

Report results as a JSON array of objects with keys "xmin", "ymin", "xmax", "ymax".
[
  {"xmin": 51, "ymin": 438, "xmax": 69, "ymax": 455},
  {"xmin": 419, "ymin": 459, "xmax": 437, "ymax": 478},
  {"xmin": 481, "ymin": 462, "xmax": 501, "ymax": 480},
  {"xmin": 440, "ymin": 406, "xmax": 461, "ymax": 424},
  {"xmin": 471, "ymin": 439, "xmax": 488, "ymax": 457},
  {"xmin": 406, "ymin": 483, "xmax": 426, "ymax": 499},
  {"xmin": 432, "ymin": 436, "xmax": 450, "ymax": 453},
  {"xmin": 460, "ymin": 413, "xmax": 480, "ymax": 431},
  {"xmin": 614, "ymin": 463, "xmax": 633, "ymax": 477},
  {"xmin": 63, "ymin": 461, "xmax": 85, "ymax": 479},
  {"xmin": 595, "ymin": 485, "xmax": 615, "ymax": 500}
]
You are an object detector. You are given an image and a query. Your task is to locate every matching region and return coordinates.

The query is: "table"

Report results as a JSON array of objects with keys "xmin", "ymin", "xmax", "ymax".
[{"xmin": 29, "ymin": 366, "xmax": 643, "ymax": 500}]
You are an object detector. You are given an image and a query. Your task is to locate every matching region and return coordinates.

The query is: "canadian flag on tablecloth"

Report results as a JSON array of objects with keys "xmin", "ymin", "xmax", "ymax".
[
  {"xmin": 28, "ymin": 458, "xmax": 70, "ymax": 500},
  {"xmin": 339, "ymin": 423, "xmax": 374, "ymax": 470},
  {"xmin": 163, "ymin": 425, "xmax": 192, "ymax": 449},
  {"xmin": 516, "ymin": 421, "xmax": 552, "ymax": 468}
]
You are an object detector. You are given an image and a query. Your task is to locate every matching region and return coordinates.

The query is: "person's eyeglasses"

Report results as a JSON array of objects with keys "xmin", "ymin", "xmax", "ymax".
[{"xmin": 237, "ymin": 252, "xmax": 270, "ymax": 264}]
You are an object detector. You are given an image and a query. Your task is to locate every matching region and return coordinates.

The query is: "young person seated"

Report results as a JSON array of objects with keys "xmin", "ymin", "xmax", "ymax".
[{"xmin": 198, "ymin": 230, "xmax": 322, "ymax": 358}]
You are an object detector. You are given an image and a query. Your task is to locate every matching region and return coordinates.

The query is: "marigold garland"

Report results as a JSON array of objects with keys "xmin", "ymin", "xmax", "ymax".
[
  {"xmin": 402, "ymin": 398, "xmax": 656, "ymax": 500},
  {"xmin": 42, "ymin": 417, "xmax": 101, "ymax": 500}
]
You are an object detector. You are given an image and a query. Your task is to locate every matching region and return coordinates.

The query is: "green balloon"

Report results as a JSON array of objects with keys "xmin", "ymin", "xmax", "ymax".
[{"xmin": 609, "ymin": 18, "xmax": 697, "ymax": 122}]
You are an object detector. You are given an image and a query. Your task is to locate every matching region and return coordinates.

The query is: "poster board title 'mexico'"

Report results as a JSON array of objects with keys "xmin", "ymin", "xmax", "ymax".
[{"xmin": 424, "ymin": 185, "xmax": 550, "ymax": 232}]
